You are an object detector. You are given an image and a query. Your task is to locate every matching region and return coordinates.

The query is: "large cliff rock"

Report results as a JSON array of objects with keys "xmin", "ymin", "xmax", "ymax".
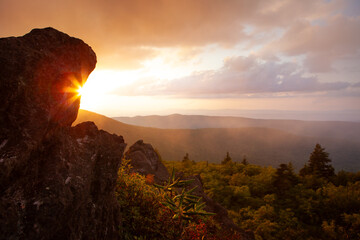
[{"xmin": 0, "ymin": 28, "xmax": 126, "ymax": 239}]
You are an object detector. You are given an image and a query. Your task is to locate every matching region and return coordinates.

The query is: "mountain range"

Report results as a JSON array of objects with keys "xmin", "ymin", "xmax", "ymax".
[
  {"xmin": 114, "ymin": 114, "xmax": 360, "ymax": 143},
  {"xmin": 75, "ymin": 110, "xmax": 360, "ymax": 171}
]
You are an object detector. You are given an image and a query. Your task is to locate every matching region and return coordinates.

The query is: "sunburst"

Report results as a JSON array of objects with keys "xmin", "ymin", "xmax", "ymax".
[{"xmin": 63, "ymin": 73, "xmax": 87, "ymax": 105}]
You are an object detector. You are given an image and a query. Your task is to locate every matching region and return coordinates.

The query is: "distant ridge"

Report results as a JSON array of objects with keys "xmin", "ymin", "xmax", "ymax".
[
  {"xmin": 76, "ymin": 110, "xmax": 360, "ymax": 171},
  {"xmin": 114, "ymin": 114, "xmax": 360, "ymax": 143}
]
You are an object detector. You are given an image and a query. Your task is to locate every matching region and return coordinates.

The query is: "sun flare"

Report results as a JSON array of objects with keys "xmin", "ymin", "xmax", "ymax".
[
  {"xmin": 78, "ymin": 69, "xmax": 141, "ymax": 111},
  {"xmin": 76, "ymin": 86, "xmax": 84, "ymax": 97}
]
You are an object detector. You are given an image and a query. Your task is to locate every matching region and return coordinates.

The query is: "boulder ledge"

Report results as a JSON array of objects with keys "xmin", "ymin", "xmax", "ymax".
[{"xmin": 0, "ymin": 28, "xmax": 126, "ymax": 239}]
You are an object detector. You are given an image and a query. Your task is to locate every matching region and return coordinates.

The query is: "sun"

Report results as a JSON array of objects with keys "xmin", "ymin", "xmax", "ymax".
[
  {"xmin": 76, "ymin": 85, "xmax": 84, "ymax": 96},
  {"xmin": 60, "ymin": 72, "xmax": 89, "ymax": 107}
]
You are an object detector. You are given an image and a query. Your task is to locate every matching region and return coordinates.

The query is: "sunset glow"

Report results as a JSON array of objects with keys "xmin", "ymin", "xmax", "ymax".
[{"xmin": 1, "ymin": 0, "xmax": 359, "ymax": 121}]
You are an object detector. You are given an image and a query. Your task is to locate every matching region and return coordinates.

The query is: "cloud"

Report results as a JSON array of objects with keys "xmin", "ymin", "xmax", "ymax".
[
  {"xmin": 353, "ymin": 82, "xmax": 360, "ymax": 88},
  {"xmin": 266, "ymin": 15, "xmax": 360, "ymax": 72},
  {"xmin": 0, "ymin": 0, "xmax": 349, "ymax": 51},
  {"xmin": 0, "ymin": 0, "xmax": 252, "ymax": 46},
  {"xmin": 113, "ymin": 55, "xmax": 351, "ymax": 97},
  {"xmin": 1, "ymin": 0, "xmax": 359, "ymax": 78},
  {"xmin": 0, "ymin": 0, "xmax": 258, "ymax": 68},
  {"xmin": 96, "ymin": 47, "xmax": 158, "ymax": 69}
]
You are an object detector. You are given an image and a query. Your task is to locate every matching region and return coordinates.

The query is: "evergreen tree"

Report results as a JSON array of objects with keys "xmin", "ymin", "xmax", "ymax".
[
  {"xmin": 299, "ymin": 164, "xmax": 311, "ymax": 176},
  {"xmin": 221, "ymin": 152, "xmax": 232, "ymax": 165},
  {"xmin": 182, "ymin": 153, "xmax": 193, "ymax": 168},
  {"xmin": 300, "ymin": 143, "xmax": 335, "ymax": 179},
  {"xmin": 241, "ymin": 155, "xmax": 249, "ymax": 165},
  {"xmin": 182, "ymin": 153, "xmax": 190, "ymax": 163},
  {"xmin": 273, "ymin": 163, "xmax": 298, "ymax": 195}
]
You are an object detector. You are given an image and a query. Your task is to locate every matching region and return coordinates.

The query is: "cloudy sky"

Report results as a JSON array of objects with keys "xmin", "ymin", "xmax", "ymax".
[{"xmin": 1, "ymin": 0, "xmax": 359, "ymax": 120}]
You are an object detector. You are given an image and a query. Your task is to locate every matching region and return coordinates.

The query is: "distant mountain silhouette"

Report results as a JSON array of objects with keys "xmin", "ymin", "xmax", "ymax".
[
  {"xmin": 77, "ymin": 110, "xmax": 360, "ymax": 171},
  {"xmin": 114, "ymin": 114, "xmax": 360, "ymax": 143}
]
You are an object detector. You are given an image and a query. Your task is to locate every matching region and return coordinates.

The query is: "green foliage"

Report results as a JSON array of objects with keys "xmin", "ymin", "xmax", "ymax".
[
  {"xmin": 116, "ymin": 159, "xmax": 178, "ymax": 239},
  {"xmin": 116, "ymin": 159, "xmax": 230, "ymax": 239},
  {"xmin": 164, "ymin": 150, "xmax": 360, "ymax": 240},
  {"xmin": 154, "ymin": 168, "xmax": 215, "ymax": 233},
  {"xmin": 272, "ymin": 163, "xmax": 298, "ymax": 196},
  {"xmin": 300, "ymin": 144, "xmax": 335, "ymax": 179},
  {"xmin": 183, "ymin": 153, "xmax": 190, "ymax": 162},
  {"xmin": 182, "ymin": 153, "xmax": 194, "ymax": 168},
  {"xmin": 241, "ymin": 155, "xmax": 249, "ymax": 165},
  {"xmin": 221, "ymin": 152, "xmax": 232, "ymax": 165}
]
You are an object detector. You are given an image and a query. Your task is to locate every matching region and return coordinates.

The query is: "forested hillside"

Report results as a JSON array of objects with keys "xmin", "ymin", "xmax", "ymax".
[
  {"xmin": 114, "ymin": 114, "xmax": 360, "ymax": 143},
  {"xmin": 76, "ymin": 110, "xmax": 360, "ymax": 171},
  {"xmin": 164, "ymin": 145, "xmax": 360, "ymax": 240}
]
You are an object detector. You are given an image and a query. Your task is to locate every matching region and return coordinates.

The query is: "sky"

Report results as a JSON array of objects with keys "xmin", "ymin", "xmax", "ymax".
[{"xmin": 1, "ymin": 0, "xmax": 360, "ymax": 121}]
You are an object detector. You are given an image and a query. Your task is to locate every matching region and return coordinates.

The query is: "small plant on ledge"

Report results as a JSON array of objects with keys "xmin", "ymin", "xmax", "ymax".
[{"xmin": 155, "ymin": 168, "xmax": 215, "ymax": 233}]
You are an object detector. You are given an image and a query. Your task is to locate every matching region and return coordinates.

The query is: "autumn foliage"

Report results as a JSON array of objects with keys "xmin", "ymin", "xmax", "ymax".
[
  {"xmin": 165, "ymin": 145, "xmax": 360, "ymax": 240},
  {"xmin": 116, "ymin": 159, "xmax": 242, "ymax": 239}
]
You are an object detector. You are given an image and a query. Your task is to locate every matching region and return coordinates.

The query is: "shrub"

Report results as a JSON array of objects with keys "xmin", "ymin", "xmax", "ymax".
[{"xmin": 115, "ymin": 159, "xmax": 232, "ymax": 239}]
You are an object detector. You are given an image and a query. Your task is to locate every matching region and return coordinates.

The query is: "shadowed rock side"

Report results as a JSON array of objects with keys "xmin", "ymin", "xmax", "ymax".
[{"xmin": 0, "ymin": 28, "xmax": 126, "ymax": 239}]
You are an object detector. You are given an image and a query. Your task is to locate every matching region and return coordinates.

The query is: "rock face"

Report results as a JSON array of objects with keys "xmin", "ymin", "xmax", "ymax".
[
  {"xmin": 124, "ymin": 140, "xmax": 170, "ymax": 184},
  {"xmin": 0, "ymin": 28, "xmax": 126, "ymax": 239}
]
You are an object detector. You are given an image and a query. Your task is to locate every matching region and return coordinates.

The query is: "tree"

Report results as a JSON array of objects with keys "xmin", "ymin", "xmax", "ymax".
[
  {"xmin": 182, "ymin": 153, "xmax": 190, "ymax": 163},
  {"xmin": 300, "ymin": 143, "xmax": 335, "ymax": 179},
  {"xmin": 221, "ymin": 152, "xmax": 232, "ymax": 165},
  {"xmin": 241, "ymin": 155, "xmax": 249, "ymax": 165},
  {"xmin": 273, "ymin": 163, "xmax": 298, "ymax": 195},
  {"xmin": 182, "ymin": 153, "xmax": 193, "ymax": 168}
]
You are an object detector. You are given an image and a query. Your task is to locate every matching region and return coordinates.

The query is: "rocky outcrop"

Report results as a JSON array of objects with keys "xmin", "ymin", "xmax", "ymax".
[
  {"xmin": 124, "ymin": 140, "xmax": 170, "ymax": 184},
  {"xmin": 0, "ymin": 28, "xmax": 126, "ymax": 239}
]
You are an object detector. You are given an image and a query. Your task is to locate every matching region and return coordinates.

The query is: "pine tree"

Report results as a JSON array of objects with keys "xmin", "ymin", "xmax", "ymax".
[
  {"xmin": 182, "ymin": 153, "xmax": 193, "ymax": 168},
  {"xmin": 182, "ymin": 153, "xmax": 190, "ymax": 163},
  {"xmin": 221, "ymin": 152, "xmax": 232, "ymax": 165},
  {"xmin": 241, "ymin": 155, "xmax": 249, "ymax": 165},
  {"xmin": 273, "ymin": 163, "xmax": 298, "ymax": 194},
  {"xmin": 300, "ymin": 143, "xmax": 335, "ymax": 179}
]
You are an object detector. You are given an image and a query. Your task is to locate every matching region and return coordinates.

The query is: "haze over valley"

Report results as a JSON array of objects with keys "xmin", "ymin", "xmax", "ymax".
[
  {"xmin": 75, "ymin": 110, "xmax": 360, "ymax": 172},
  {"xmin": 115, "ymin": 114, "xmax": 360, "ymax": 142}
]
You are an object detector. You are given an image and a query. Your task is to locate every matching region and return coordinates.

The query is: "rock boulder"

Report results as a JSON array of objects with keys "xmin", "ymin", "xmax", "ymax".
[
  {"xmin": 124, "ymin": 140, "xmax": 169, "ymax": 184},
  {"xmin": 0, "ymin": 28, "xmax": 126, "ymax": 239}
]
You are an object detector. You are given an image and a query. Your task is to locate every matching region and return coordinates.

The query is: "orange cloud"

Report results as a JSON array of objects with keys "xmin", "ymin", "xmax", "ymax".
[
  {"xmin": 0, "ymin": 0, "xmax": 251, "ymax": 46},
  {"xmin": 96, "ymin": 46, "xmax": 158, "ymax": 69},
  {"xmin": 1, "ymin": 0, "xmax": 359, "ymax": 77}
]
